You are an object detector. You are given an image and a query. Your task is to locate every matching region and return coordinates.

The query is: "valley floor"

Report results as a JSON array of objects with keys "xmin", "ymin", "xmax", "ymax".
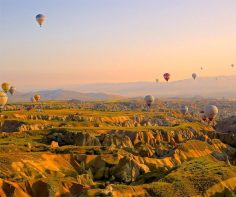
[{"xmin": 0, "ymin": 101, "xmax": 235, "ymax": 197}]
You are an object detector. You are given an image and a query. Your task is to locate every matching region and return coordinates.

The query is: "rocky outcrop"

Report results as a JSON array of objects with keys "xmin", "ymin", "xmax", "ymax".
[
  {"xmin": 109, "ymin": 130, "xmax": 157, "ymax": 147},
  {"xmin": 0, "ymin": 179, "xmax": 86, "ymax": 197},
  {"xmin": 0, "ymin": 120, "xmax": 47, "ymax": 132},
  {"xmin": 215, "ymin": 116, "xmax": 236, "ymax": 147},
  {"xmin": 47, "ymin": 129, "xmax": 101, "ymax": 146},
  {"xmin": 100, "ymin": 133, "xmax": 133, "ymax": 149},
  {"xmin": 110, "ymin": 156, "xmax": 150, "ymax": 183},
  {"xmin": 134, "ymin": 142, "xmax": 155, "ymax": 157},
  {"xmin": 50, "ymin": 141, "xmax": 59, "ymax": 148}
]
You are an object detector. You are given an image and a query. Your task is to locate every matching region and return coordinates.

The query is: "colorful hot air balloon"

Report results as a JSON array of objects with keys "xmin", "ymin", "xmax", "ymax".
[
  {"xmin": 163, "ymin": 73, "xmax": 170, "ymax": 82},
  {"xmin": 231, "ymin": 64, "xmax": 235, "ymax": 68},
  {"xmin": 9, "ymin": 86, "xmax": 16, "ymax": 95},
  {"xmin": 144, "ymin": 95, "xmax": 154, "ymax": 107},
  {"xmin": 36, "ymin": 14, "xmax": 46, "ymax": 27},
  {"xmin": 192, "ymin": 73, "xmax": 197, "ymax": 80},
  {"xmin": 1, "ymin": 82, "xmax": 10, "ymax": 93},
  {"xmin": 180, "ymin": 105, "xmax": 188, "ymax": 115},
  {"xmin": 156, "ymin": 78, "xmax": 159, "ymax": 83},
  {"xmin": 0, "ymin": 91, "xmax": 8, "ymax": 110},
  {"xmin": 204, "ymin": 105, "xmax": 218, "ymax": 121},
  {"xmin": 34, "ymin": 95, "xmax": 41, "ymax": 102},
  {"xmin": 200, "ymin": 67, "xmax": 203, "ymax": 70}
]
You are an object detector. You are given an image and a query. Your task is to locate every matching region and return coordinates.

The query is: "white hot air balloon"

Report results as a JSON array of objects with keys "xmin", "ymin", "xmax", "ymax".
[
  {"xmin": 144, "ymin": 95, "xmax": 154, "ymax": 107},
  {"xmin": 204, "ymin": 105, "xmax": 218, "ymax": 121},
  {"xmin": 180, "ymin": 105, "xmax": 188, "ymax": 115},
  {"xmin": 30, "ymin": 97, "xmax": 36, "ymax": 103}
]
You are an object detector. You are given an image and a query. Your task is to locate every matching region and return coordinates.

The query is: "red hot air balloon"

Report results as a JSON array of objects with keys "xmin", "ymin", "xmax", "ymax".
[{"xmin": 163, "ymin": 73, "xmax": 170, "ymax": 82}]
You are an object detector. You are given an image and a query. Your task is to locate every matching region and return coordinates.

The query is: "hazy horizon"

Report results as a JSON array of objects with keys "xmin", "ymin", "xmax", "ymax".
[
  {"xmin": 1, "ymin": 0, "xmax": 236, "ymax": 90},
  {"xmin": 8, "ymin": 75, "xmax": 236, "ymax": 101},
  {"xmin": 6, "ymin": 74, "xmax": 236, "ymax": 92}
]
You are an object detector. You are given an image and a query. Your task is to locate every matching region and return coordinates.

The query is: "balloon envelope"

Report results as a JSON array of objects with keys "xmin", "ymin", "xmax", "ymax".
[
  {"xmin": 204, "ymin": 105, "xmax": 218, "ymax": 120},
  {"xmin": 144, "ymin": 95, "xmax": 154, "ymax": 107},
  {"xmin": 9, "ymin": 86, "xmax": 16, "ymax": 95},
  {"xmin": 0, "ymin": 91, "xmax": 8, "ymax": 108},
  {"xmin": 36, "ymin": 14, "xmax": 46, "ymax": 27},
  {"xmin": 34, "ymin": 95, "xmax": 41, "ymax": 102},
  {"xmin": 1, "ymin": 82, "xmax": 10, "ymax": 93},
  {"xmin": 31, "ymin": 97, "xmax": 36, "ymax": 102},
  {"xmin": 180, "ymin": 105, "xmax": 188, "ymax": 115},
  {"xmin": 163, "ymin": 73, "xmax": 170, "ymax": 82},
  {"xmin": 192, "ymin": 73, "xmax": 197, "ymax": 80}
]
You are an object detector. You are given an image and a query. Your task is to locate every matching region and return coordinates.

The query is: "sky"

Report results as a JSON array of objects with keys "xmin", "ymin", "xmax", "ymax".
[{"xmin": 0, "ymin": 0, "xmax": 236, "ymax": 91}]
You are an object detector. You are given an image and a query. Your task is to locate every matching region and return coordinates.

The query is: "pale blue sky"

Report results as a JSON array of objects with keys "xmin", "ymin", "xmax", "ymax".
[{"xmin": 0, "ymin": 0, "xmax": 236, "ymax": 90}]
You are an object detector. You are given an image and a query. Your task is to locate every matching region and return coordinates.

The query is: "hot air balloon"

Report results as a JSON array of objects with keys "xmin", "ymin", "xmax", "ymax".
[
  {"xmin": 231, "ymin": 64, "xmax": 235, "ymax": 68},
  {"xmin": 144, "ymin": 95, "xmax": 154, "ymax": 107},
  {"xmin": 36, "ymin": 14, "xmax": 46, "ymax": 27},
  {"xmin": 156, "ymin": 78, "xmax": 159, "ymax": 83},
  {"xmin": 204, "ymin": 105, "xmax": 218, "ymax": 121},
  {"xmin": 9, "ymin": 86, "xmax": 16, "ymax": 95},
  {"xmin": 180, "ymin": 105, "xmax": 188, "ymax": 115},
  {"xmin": 200, "ymin": 67, "xmax": 203, "ymax": 70},
  {"xmin": 1, "ymin": 82, "xmax": 10, "ymax": 93},
  {"xmin": 30, "ymin": 97, "xmax": 36, "ymax": 102},
  {"xmin": 34, "ymin": 95, "xmax": 41, "ymax": 102},
  {"xmin": 0, "ymin": 91, "xmax": 8, "ymax": 110},
  {"xmin": 163, "ymin": 73, "xmax": 170, "ymax": 82},
  {"xmin": 192, "ymin": 73, "xmax": 197, "ymax": 80}
]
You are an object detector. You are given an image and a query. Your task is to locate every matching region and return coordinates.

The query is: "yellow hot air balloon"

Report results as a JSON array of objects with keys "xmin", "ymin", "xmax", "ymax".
[
  {"xmin": 0, "ymin": 91, "xmax": 8, "ymax": 110},
  {"xmin": 2, "ymin": 82, "xmax": 10, "ymax": 93}
]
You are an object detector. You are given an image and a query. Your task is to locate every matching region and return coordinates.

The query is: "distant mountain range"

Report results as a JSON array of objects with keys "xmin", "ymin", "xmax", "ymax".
[
  {"xmin": 60, "ymin": 75, "xmax": 236, "ymax": 98},
  {"xmin": 8, "ymin": 75, "xmax": 236, "ymax": 102},
  {"xmin": 8, "ymin": 89, "xmax": 124, "ymax": 102}
]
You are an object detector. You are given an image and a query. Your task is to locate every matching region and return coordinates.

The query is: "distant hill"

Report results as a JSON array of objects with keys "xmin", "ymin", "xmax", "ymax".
[
  {"xmin": 8, "ymin": 75, "xmax": 236, "ymax": 101},
  {"xmin": 8, "ymin": 89, "xmax": 124, "ymax": 102},
  {"xmin": 61, "ymin": 75, "xmax": 236, "ymax": 98}
]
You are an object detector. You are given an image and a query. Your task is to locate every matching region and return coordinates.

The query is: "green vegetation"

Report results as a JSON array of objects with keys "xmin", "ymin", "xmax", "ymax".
[{"xmin": 0, "ymin": 100, "xmax": 235, "ymax": 196}]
